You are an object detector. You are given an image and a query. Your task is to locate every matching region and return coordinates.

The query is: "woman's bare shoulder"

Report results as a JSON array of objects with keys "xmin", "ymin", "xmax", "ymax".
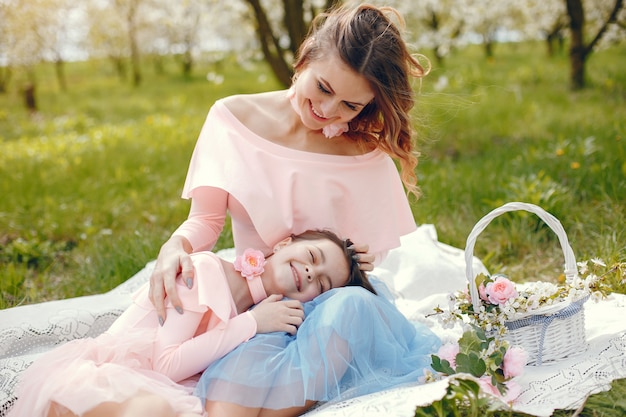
[{"xmin": 222, "ymin": 91, "xmax": 286, "ymax": 125}]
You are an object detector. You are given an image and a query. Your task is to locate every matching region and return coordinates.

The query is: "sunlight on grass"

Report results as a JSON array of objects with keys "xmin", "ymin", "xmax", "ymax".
[{"xmin": 1, "ymin": 42, "xmax": 624, "ymax": 310}]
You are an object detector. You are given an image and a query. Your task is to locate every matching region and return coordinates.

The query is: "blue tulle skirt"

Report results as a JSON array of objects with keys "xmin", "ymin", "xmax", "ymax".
[{"xmin": 194, "ymin": 281, "xmax": 440, "ymax": 409}]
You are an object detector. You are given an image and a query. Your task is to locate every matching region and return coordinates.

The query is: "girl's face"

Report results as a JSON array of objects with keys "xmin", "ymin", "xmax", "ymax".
[
  {"xmin": 263, "ymin": 238, "xmax": 350, "ymax": 302},
  {"xmin": 292, "ymin": 53, "xmax": 375, "ymax": 132}
]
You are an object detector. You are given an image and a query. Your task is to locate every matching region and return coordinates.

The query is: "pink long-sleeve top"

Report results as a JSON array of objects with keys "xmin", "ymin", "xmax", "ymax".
[
  {"xmin": 107, "ymin": 251, "xmax": 256, "ymax": 383},
  {"xmin": 173, "ymin": 99, "xmax": 417, "ymax": 261}
]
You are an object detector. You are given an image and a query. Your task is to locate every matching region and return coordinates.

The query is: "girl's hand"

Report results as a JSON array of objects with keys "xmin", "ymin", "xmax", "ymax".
[
  {"xmin": 349, "ymin": 243, "xmax": 375, "ymax": 272},
  {"xmin": 149, "ymin": 236, "xmax": 195, "ymax": 325},
  {"xmin": 251, "ymin": 294, "xmax": 304, "ymax": 335}
]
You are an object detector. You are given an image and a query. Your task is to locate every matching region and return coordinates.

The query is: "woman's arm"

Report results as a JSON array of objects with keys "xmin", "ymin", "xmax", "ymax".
[{"xmin": 149, "ymin": 187, "xmax": 228, "ymax": 323}]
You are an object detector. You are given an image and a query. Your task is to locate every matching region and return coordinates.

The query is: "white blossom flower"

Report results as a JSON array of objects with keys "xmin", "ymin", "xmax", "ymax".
[{"xmin": 590, "ymin": 258, "xmax": 606, "ymax": 267}]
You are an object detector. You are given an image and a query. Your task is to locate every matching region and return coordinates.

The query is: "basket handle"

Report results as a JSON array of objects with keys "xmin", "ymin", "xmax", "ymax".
[{"xmin": 465, "ymin": 202, "xmax": 578, "ymax": 313}]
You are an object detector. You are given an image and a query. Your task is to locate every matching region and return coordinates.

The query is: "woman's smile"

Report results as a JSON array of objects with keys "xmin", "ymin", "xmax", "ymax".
[{"xmin": 309, "ymin": 101, "xmax": 329, "ymax": 121}]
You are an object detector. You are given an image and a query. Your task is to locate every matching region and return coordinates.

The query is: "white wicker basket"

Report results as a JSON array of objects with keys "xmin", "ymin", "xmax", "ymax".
[{"xmin": 464, "ymin": 202, "xmax": 588, "ymax": 366}]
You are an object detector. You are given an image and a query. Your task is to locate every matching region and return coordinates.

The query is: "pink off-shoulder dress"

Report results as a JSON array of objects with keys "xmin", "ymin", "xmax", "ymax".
[{"xmin": 174, "ymin": 98, "xmax": 417, "ymax": 260}]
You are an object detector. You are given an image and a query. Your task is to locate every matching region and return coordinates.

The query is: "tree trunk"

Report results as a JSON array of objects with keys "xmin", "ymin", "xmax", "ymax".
[
  {"xmin": 565, "ymin": 0, "xmax": 623, "ymax": 89},
  {"xmin": 246, "ymin": 0, "xmax": 293, "ymax": 86},
  {"xmin": 23, "ymin": 83, "xmax": 37, "ymax": 113},
  {"xmin": 283, "ymin": 0, "xmax": 306, "ymax": 55},
  {"xmin": 110, "ymin": 56, "xmax": 127, "ymax": 81},
  {"xmin": 129, "ymin": 28, "xmax": 141, "ymax": 86},
  {"xmin": 127, "ymin": 0, "xmax": 142, "ymax": 86},
  {"xmin": 484, "ymin": 38, "xmax": 494, "ymax": 59},
  {"xmin": 565, "ymin": 0, "xmax": 586, "ymax": 89},
  {"xmin": 0, "ymin": 66, "xmax": 11, "ymax": 94},
  {"xmin": 545, "ymin": 19, "xmax": 565, "ymax": 57},
  {"xmin": 426, "ymin": 10, "xmax": 444, "ymax": 66},
  {"xmin": 244, "ymin": 0, "xmax": 340, "ymax": 87},
  {"xmin": 55, "ymin": 57, "xmax": 67, "ymax": 91},
  {"xmin": 182, "ymin": 50, "xmax": 193, "ymax": 78}
]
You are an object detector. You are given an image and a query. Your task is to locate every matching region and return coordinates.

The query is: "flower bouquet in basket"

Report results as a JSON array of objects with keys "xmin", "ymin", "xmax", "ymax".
[
  {"xmin": 428, "ymin": 322, "xmax": 528, "ymax": 405},
  {"xmin": 429, "ymin": 203, "xmax": 614, "ymax": 406}
]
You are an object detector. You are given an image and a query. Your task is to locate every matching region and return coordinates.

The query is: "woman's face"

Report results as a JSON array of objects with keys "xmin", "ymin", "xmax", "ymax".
[
  {"xmin": 292, "ymin": 53, "xmax": 375, "ymax": 132},
  {"xmin": 263, "ymin": 238, "xmax": 350, "ymax": 302}
]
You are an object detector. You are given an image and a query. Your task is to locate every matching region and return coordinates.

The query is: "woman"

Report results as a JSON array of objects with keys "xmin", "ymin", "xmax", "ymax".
[
  {"xmin": 150, "ymin": 3, "xmax": 440, "ymax": 416},
  {"xmin": 8, "ymin": 230, "xmax": 374, "ymax": 417}
]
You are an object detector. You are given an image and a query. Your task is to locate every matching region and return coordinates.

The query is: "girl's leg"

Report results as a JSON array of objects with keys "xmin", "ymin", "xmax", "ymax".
[
  {"xmin": 205, "ymin": 401, "xmax": 257, "ymax": 417},
  {"xmin": 48, "ymin": 393, "xmax": 182, "ymax": 417},
  {"xmin": 257, "ymin": 401, "xmax": 316, "ymax": 417},
  {"xmin": 205, "ymin": 400, "xmax": 316, "ymax": 417},
  {"xmin": 117, "ymin": 393, "xmax": 176, "ymax": 417}
]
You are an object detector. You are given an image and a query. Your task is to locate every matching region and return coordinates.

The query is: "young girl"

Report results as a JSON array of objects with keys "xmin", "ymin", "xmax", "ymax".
[{"xmin": 8, "ymin": 230, "xmax": 373, "ymax": 417}]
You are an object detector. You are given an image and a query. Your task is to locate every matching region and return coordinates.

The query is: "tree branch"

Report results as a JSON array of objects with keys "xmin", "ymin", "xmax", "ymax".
[{"xmin": 584, "ymin": 0, "xmax": 624, "ymax": 57}]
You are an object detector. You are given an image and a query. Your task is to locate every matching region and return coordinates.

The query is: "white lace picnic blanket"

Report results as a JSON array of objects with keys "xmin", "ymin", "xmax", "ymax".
[{"xmin": 2, "ymin": 225, "xmax": 625, "ymax": 417}]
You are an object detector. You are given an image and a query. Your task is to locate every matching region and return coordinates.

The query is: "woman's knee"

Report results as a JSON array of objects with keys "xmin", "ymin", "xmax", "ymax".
[{"xmin": 316, "ymin": 287, "xmax": 377, "ymax": 319}]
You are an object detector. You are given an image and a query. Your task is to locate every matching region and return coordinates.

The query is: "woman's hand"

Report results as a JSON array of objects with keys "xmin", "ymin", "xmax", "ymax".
[
  {"xmin": 149, "ymin": 236, "xmax": 194, "ymax": 325},
  {"xmin": 251, "ymin": 294, "xmax": 304, "ymax": 335},
  {"xmin": 349, "ymin": 243, "xmax": 375, "ymax": 272}
]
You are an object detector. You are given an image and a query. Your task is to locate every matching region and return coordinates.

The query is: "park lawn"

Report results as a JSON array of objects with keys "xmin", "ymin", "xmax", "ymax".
[
  {"xmin": 0, "ymin": 40, "xmax": 625, "ymax": 417},
  {"xmin": 1, "ymin": 42, "xmax": 623, "ymax": 308}
]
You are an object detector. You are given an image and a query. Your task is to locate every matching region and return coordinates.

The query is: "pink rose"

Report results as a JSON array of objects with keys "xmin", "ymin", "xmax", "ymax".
[
  {"xmin": 437, "ymin": 342, "xmax": 460, "ymax": 368},
  {"xmin": 485, "ymin": 276, "xmax": 518, "ymax": 305},
  {"xmin": 502, "ymin": 380, "xmax": 522, "ymax": 403},
  {"xmin": 503, "ymin": 346, "xmax": 528, "ymax": 378},
  {"xmin": 478, "ymin": 376, "xmax": 500, "ymax": 397},
  {"xmin": 322, "ymin": 122, "xmax": 349, "ymax": 138},
  {"xmin": 234, "ymin": 248, "xmax": 266, "ymax": 280},
  {"xmin": 478, "ymin": 283, "xmax": 489, "ymax": 302}
]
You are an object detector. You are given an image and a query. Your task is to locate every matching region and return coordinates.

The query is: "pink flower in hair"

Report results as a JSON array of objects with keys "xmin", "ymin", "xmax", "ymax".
[
  {"xmin": 234, "ymin": 249, "xmax": 266, "ymax": 280},
  {"xmin": 322, "ymin": 122, "xmax": 349, "ymax": 138}
]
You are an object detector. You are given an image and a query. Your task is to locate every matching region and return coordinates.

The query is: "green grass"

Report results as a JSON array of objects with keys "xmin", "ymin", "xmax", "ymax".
[
  {"xmin": 0, "ymin": 56, "xmax": 277, "ymax": 306},
  {"xmin": 412, "ymin": 42, "xmax": 625, "ymax": 284},
  {"xmin": 0, "ymin": 41, "xmax": 625, "ymax": 416},
  {"xmin": 1, "ymin": 41, "xmax": 624, "ymax": 306}
]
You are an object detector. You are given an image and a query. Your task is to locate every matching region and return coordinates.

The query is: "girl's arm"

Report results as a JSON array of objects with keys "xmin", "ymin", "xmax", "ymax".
[
  {"xmin": 151, "ymin": 294, "xmax": 305, "ymax": 382},
  {"xmin": 151, "ymin": 306, "xmax": 257, "ymax": 382}
]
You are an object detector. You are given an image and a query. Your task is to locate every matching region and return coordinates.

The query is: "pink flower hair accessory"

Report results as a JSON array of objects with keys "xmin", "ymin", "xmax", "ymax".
[
  {"xmin": 322, "ymin": 122, "xmax": 349, "ymax": 139},
  {"xmin": 234, "ymin": 248, "xmax": 266, "ymax": 280},
  {"xmin": 234, "ymin": 249, "xmax": 267, "ymax": 304}
]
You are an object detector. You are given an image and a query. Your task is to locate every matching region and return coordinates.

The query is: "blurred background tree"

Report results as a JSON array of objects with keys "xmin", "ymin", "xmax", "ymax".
[{"xmin": 0, "ymin": 0, "xmax": 624, "ymax": 102}]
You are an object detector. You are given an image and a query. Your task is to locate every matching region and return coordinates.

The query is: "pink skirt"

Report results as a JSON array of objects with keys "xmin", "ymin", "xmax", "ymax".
[{"xmin": 8, "ymin": 330, "xmax": 204, "ymax": 416}]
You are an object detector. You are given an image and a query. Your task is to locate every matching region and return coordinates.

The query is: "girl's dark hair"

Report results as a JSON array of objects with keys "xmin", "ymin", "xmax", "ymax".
[
  {"xmin": 293, "ymin": 4, "xmax": 430, "ymax": 198},
  {"xmin": 291, "ymin": 229, "xmax": 377, "ymax": 295}
]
